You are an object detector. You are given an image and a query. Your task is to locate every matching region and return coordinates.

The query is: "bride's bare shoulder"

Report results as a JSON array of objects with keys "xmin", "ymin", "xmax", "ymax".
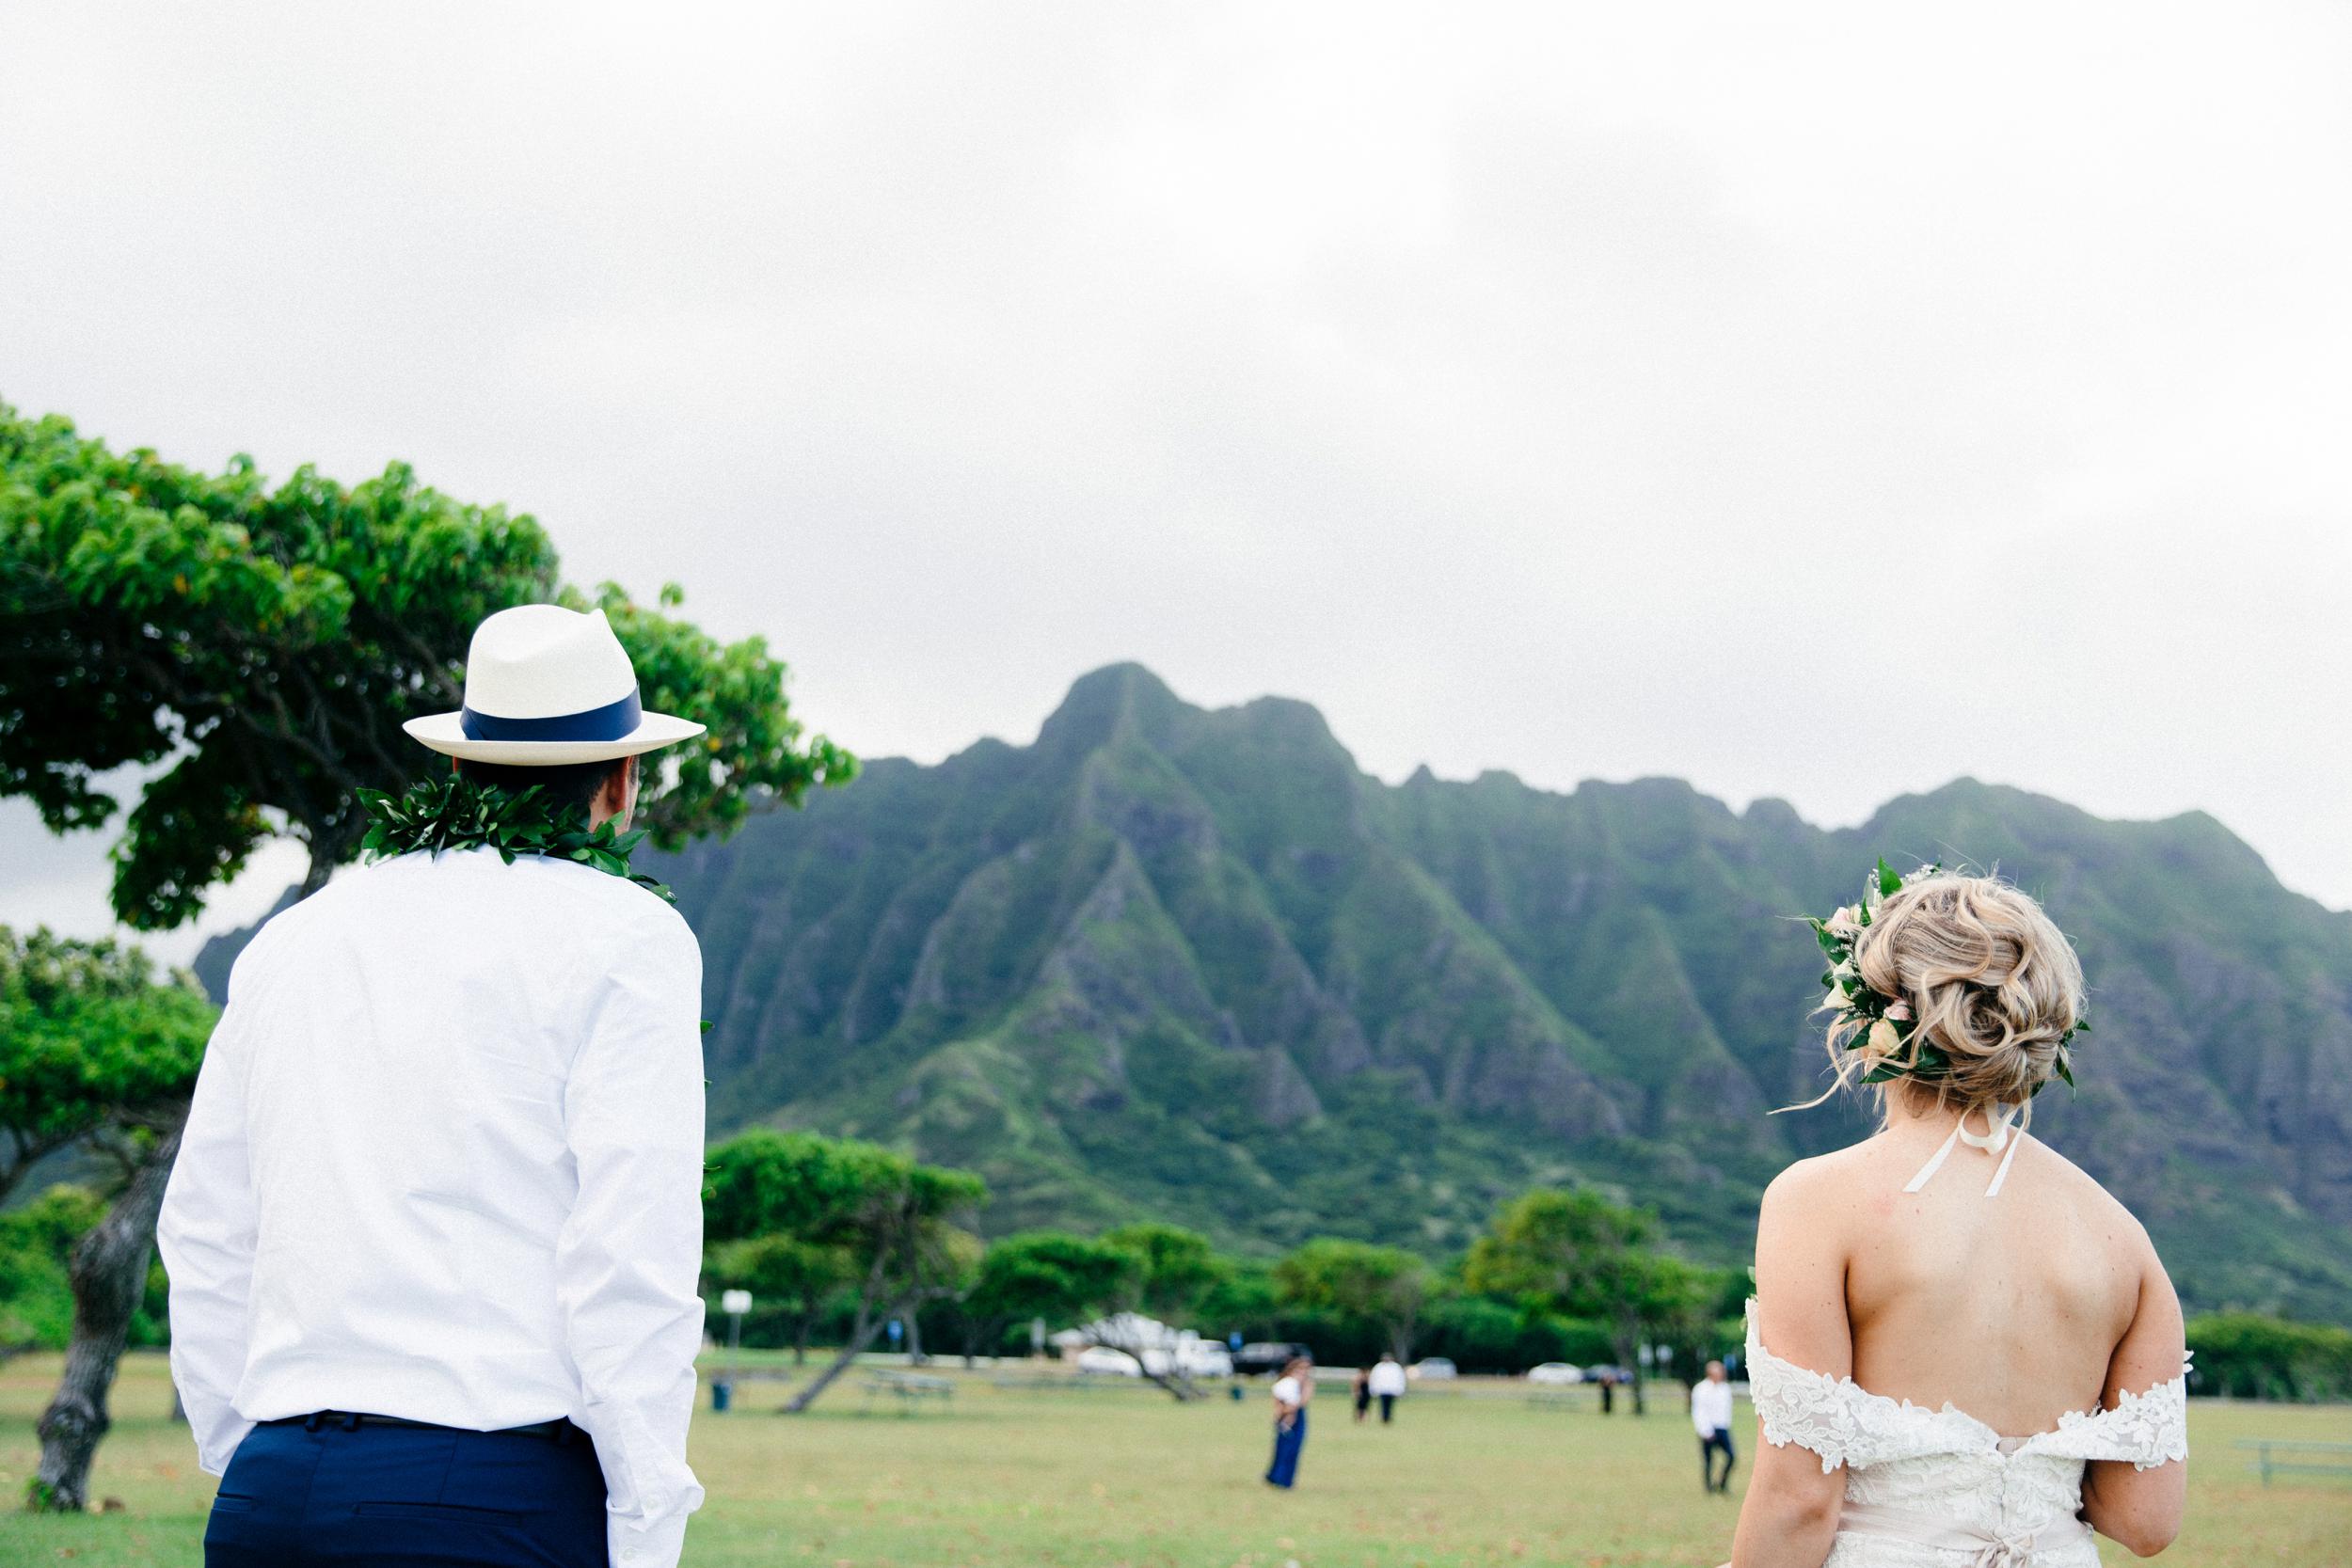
[
  {"xmin": 1757, "ymin": 1142, "xmax": 1886, "ymax": 1235},
  {"xmin": 2022, "ymin": 1137, "xmax": 2160, "ymax": 1251}
]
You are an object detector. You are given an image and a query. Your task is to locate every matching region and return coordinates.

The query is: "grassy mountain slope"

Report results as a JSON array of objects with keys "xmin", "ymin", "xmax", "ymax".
[{"xmin": 648, "ymin": 665, "xmax": 2352, "ymax": 1319}]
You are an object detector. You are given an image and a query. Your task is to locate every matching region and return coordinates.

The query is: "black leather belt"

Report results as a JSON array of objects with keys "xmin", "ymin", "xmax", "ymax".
[{"xmin": 271, "ymin": 1411, "xmax": 578, "ymax": 1442}]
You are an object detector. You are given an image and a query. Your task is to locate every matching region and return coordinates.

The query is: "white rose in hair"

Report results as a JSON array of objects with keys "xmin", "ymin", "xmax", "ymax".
[
  {"xmin": 1867, "ymin": 1019, "xmax": 1902, "ymax": 1058},
  {"xmin": 1826, "ymin": 906, "xmax": 1862, "ymax": 937}
]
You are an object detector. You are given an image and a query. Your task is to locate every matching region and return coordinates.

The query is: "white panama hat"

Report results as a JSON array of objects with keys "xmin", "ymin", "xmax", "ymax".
[{"xmin": 402, "ymin": 604, "xmax": 707, "ymax": 765}]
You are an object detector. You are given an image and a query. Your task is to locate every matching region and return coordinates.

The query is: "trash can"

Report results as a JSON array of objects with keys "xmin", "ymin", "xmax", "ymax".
[{"xmin": 711, "ymin": 1381, "xmax": 732, "ymax": 1413}]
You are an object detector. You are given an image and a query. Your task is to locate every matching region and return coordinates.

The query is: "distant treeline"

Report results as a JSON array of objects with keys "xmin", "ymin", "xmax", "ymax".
[
  {"xmin": 7, "ymin": 1146, "xmax": 2344, "ymax": 1406},
  {"xmin": 689, "ymin": 1129, "xmax": 2352, "ymax": 1404}
]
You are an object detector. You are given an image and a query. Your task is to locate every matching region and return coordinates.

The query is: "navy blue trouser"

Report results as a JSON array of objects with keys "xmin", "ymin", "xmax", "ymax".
[
  {"xmin": 1264, "ymin": 1408, "xmax": 1307, "ymax": 1488},
  {"xmin": 205, "ymin": 1415, "xmax": 608, "ymax": 1567}
]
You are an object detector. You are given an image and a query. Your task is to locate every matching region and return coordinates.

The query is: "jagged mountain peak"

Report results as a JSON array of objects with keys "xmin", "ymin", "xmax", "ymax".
[{"xmin": 1034, "ymin": 662, "xmax": 1189, "ymax": 757}]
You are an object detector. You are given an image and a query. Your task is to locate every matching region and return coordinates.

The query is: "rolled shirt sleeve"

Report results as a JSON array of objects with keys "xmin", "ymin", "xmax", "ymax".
[
  {"xmin": 157, "ymin": 964, "xmax": 263, "ymax": 1475},
  {"xmin": 556, "ymin": 903, "xmax": 708, "ymax": 1568}
]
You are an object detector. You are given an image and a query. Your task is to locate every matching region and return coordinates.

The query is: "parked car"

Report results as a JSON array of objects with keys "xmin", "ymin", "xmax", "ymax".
[
  {"xmin": 1232, "ymin": 1340, "xmax": 1314, "ymax": 1377},
  {"xmin": 1582, "ymin": 1364, "xmax": 1632, "ymax": 1384},
  {"xmin": 1525, "ymin": 1361, "xmax": 1584, "ymax": 1386},
  {"xmin": 1075, "ymin": 1346, "xmax": 1142, "ymax": 1377},
  {"xmin": 1410, "ymin": 1357, "xmax": 1458, "ymax": 1381},
  {"xmin": 1152, "ymin": 1341, "xmax": 1234, "ymax": 1379}
]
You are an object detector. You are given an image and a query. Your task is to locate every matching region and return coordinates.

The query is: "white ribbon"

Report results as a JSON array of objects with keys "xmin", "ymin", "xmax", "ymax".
[{"xmin": 1903, "ymin": 1101, "xmax": 2026, "ymax": 1197}]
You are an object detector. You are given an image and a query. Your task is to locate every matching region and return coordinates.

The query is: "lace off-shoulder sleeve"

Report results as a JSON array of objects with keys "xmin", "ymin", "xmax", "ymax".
[
  {"xmin": 1743, "ymin": 1299, "xmax": 1866, "ymax": 1473},
  {"xmin": 2036, "ymin": 1357, "xmax": 2191, "ymax": 1470}
]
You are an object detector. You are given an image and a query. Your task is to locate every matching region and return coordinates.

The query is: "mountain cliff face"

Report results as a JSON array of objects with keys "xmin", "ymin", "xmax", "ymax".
[{"xmin": 642, "ymin": 665, "xmax": 2352, "ymax": 1321}]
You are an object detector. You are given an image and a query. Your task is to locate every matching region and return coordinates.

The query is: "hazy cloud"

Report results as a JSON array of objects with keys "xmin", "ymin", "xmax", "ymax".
[{"xmin": 5, "ymin": 1, "xmax": 2348, "ymax": 962}]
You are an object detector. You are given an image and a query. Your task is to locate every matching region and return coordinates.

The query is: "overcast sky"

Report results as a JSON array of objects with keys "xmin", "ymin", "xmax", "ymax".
[{"xmin": 5, "ymin": 1, "xmax": 2349, "ymax": 963}]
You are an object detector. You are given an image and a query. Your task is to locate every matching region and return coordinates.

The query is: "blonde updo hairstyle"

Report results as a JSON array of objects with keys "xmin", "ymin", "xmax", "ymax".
[{"xmin": 1827, "ymin": 871, "xmax": 2086, "ymax": 1117}]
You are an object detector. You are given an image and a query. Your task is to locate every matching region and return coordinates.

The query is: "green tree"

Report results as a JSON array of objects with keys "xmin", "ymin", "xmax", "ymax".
[
  {"xmin": 702, "ymin": 1234, "xmax": 853, "ymax": 1366},
  {"xmin": 0, "ymin": 1187, "xmax": 110, "ymax": 1351},
  {"xmin": 703, "ymin": 1131, "xmax": 985, "ymax": 1412},
  {"xmin": 1089, "ymin": 1223, "xmax": 1227, "ymax": 1402},
  {"xmin": 1463, "ymin": 1187, "xmax": 1686, "ymax": 1414},
  {"xmin": 2186, "ymin": 1312, "xmax": 2352, "ymax": 1402},
  {"xmin": 952, "ymin": 1230, "xmax": 1136, "ymax": 1367},
  {"xmin": 1199, "ymin": 1258, "xmax": 1283, "ymax": 1345},
  {"xmin": 1273, "ymin": 1238, "xmax": 1430, "ymax": 1361},
  {"xmin": 0, "ymin": 406, "xmax": 851, "ymax": 922},
  {"xmin": 0, "ymin": 929, "xmax": 215, "ymax": 1197},
  {"xmin": 0, "ymin": 405, "xmax": 853, "ymax": 1509},
  {"xmin": 0, "ymin": 929, "xmax": 215, "ymax": 1508}
]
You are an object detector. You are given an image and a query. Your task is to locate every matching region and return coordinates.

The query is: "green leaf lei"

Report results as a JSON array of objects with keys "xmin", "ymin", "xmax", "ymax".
[
  {"xmin": 358, "ymin": 773, "xmax": 673, "ymax": 903},
  {"xmin": 1807, "ymin": 858, "xmax": 2084, "ymax": 1094}
]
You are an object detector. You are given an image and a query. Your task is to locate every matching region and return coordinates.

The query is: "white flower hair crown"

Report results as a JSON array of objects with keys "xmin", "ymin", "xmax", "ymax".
[{"xmin": 1807, "ymin": 859, "xmax": 2084, "ymax": 1093}]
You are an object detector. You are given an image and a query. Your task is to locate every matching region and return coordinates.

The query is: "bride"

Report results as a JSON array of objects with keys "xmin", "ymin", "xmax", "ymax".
[{"xmin": 1730, "ymin": 867, "xmax": 2188, "ymax": 1567}]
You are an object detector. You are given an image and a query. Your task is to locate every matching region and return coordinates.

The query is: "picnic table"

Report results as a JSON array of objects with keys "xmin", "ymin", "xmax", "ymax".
[
  {"xmin": 860, "ymin": 1369, "xmax": 956, "ymax": 1415},
  {"xmin": 2233, "ymin": 1437, "xmax": 2352, "ymax": 1484}
]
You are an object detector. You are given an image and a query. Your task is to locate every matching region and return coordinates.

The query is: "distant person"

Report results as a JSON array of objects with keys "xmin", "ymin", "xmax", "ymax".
[
  {"xmin": 1368, "ymin": 1352, "xmax": 1408, "ymax": 1424},
  {"xmin": 1733, "ymin": 867, "xmax": 2187, "ymax": 1566},
  {"xmin": 1691, "ymin": 1359, "xmax": 1735, "ymax": 1493},
  {"xmin": 1351, "ymin": 1364, "xmax": 1373, "ymax": 1424},
  {"xmin": 1264, "ymin": 1355, "xmax": 1312, "ymax": 1489},
  {"xmin": 159, "ymin": 606, "xmax": 712, "ymax": 1568}
]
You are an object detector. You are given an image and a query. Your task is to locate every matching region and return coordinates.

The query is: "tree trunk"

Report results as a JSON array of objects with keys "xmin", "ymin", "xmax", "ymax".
[
  {"xmin": 1614, "ymin": 1321, "xmax": 1646, "ymax": 1416},
  {"xmin": 297, "ymin": 848, "xmax": 337, "ymax": 900},
  {"xmin": 784, "ymin": 1295, "xmax": 907, "ymax": 1414},
  {"xmin": 792, "ymin": 1314, "xmax": 809, "ymax": 1367},
  {"xmin": 903, "ymin": 1309, "xmax": 924, "ymax": 1365},
  {"xmin": 29, "ymin": 1125, "xmax": 183, "ymax": 1513},
  {"xmin": 1137, "ymin": 1364, "xmax": 1200, "ymax": 1402}
]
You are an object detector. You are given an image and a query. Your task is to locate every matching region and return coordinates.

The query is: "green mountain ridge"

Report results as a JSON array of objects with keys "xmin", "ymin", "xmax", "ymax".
[
  {"xmin": 632, "ymin": 663, "xmax": 2352, "ymax": 1322},
  {"xmin": 180, "ymin": 664, "xmax": 2352, "ymax": 1321}
]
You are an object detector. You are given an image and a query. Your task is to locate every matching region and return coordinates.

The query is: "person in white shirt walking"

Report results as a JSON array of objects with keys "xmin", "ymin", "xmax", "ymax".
[
  {"xmin": 1366, "ymin": 1352, "xmax": 1408, "ymax": 1424},
  {"xmin": 1691, "ymin": 1358, "xmax": 1738, "ymax": 1495},
  {"xmin": 158, "ymin": 605, "xmax": 711, "ymax": 1568}
]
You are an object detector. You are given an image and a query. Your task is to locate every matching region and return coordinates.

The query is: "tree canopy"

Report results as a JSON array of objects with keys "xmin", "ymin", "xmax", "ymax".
[
  {"xmin": 0, "ymin": 928, "xmax": 215, "ymax": 1196},
  {"xmin": 0, "ymin": 404, "xmax": 854, "ymax": 926},
  {"xmin": 703, "ymin": 1130, "xmax": 984, "ymax": 1410},
  {"xmin": 1462, "ymin": 1187, "xmax": 1691, "ymax": 1409},
  {"xmin": 955, "ymin": 1230, "xmax": 1136, "ymax": 1360},
  {"xmin": 1098, "ymin": 1222, "xmax": 1223, "ymax": 1323},
  {"xmin": 1273, "ymin": 1237, "xmax": 1430, "ymax": 1360}
]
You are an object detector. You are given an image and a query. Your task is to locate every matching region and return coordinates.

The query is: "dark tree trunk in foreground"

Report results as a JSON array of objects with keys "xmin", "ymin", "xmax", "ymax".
[{"xmin": 30, "ymin": 1124, "xmax": 183, "ymax": 1512}]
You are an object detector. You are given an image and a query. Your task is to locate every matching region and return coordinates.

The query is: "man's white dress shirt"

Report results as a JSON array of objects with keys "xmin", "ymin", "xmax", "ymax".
[
  {"xmin": 1367, "ymin": 1360, "xmax": 1407, "ymax": 1398},
  {"xmin": 158, "ymin": 847, "xmax": 707, "ymax": 1568},
  {"xmin": 1692, "ymin": 1375, "xmax": 1735, "ymax": 1437}
]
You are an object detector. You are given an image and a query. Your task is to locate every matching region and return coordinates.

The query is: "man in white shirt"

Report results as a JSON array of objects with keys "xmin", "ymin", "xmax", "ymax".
[
  {"xmin": 1692, "ymin": 1357, "xmax": 1738, "ymax": 1495},
  {"xmin": 159, "ymin": 605, "xmax": 711, "ymax": 1568},
  {"xmin": 1366, "ymin": 1352, "xmax": 1408, "ymax": 1424}
]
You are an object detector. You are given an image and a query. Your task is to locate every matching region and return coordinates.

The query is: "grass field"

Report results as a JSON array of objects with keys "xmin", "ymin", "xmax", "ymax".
[{"xmin": 4, "ymin": 1350, "xmax": 2346, "ymax": 1566}]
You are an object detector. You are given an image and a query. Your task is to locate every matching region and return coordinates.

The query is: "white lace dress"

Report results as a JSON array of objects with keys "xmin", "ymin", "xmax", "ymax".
[{"xmin": 1745, "ymin": 1300, "xmax": 2189, "ymax": 1566}]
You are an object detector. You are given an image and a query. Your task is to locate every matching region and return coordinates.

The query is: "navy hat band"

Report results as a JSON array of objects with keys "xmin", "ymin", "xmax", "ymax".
[{"xmin": 460, "ymin": 687, "xmax": 644, "ymax": 743}]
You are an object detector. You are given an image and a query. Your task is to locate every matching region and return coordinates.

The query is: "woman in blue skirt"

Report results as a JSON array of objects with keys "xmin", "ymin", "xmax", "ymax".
[{"xmin": 1264, "ymin": 1355, "xmax": 1312, "ymax": 1488}]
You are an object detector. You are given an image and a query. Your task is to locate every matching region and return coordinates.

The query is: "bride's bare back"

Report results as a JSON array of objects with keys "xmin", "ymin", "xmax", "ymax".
[{"xmin": 1826, "ymin": 1107, "xmax": 2150, "ymax": 1434}]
